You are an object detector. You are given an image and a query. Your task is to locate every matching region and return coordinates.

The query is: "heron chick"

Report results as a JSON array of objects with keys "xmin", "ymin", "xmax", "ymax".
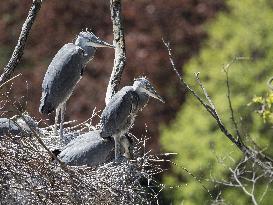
[
  {"xmin": 39, "ymin": 31, "xmax": 114, "ymax": 142},
  {"xmin": 100, "ymin": 77, "xmax": 164, "ymax": 161}
]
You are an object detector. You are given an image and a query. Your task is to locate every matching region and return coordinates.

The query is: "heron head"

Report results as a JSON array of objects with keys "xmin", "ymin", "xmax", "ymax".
[
  {"xmin": 75, "ymin": 31, "xmax": 115, "ymax": 48},
  {"xmin": 133, "ymin": 77, "xmax": 165, "ymax": 103}
]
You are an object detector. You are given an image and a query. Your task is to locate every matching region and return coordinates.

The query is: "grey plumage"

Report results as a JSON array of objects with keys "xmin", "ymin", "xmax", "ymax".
[
  {"xmin": 39, "ymin": 31, "xmax": 114, "ymax": 140},
  {"xmin": 0, "ymin": 118, "xmax": 21, "ymax": 136},
  {"xmin": 40, "ymin": 43, "xmax": 86, "ymax": 114},
  {"xmin": 100, "ymin": 86, "xmax": 149, "ymax": 139},
  {"xmin": 0, "ymin": 114, "xmax": 37, "ymax": 137},
  {"xmin": 58, "ymin": 130, "xmax": 114, "ymax": 166},
  {"xmin": 100, "ymin": 77, "xmax": 164, "ymax": 160}
]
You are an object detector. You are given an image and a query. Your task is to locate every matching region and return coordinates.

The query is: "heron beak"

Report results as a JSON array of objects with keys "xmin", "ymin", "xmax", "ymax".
[
  {"xmin": 154, "ymin": 94, "xmax": 165, "ymax": 103},
  {"xmin": 150, "ymin": 90, "xmax": 165, "ymax": 103},
  {"xmin": 90, "ymin": 39, "xmax": 115, "ymax": 48}
]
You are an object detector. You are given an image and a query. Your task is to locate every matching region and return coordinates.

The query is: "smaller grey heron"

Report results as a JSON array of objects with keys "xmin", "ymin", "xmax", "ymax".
[
  {"xmin": 0, "ymin": 118, "xmax": 22, "ymax": 136},
  {"xmin": 100, "ymin": 77, "xmax": 164, "ymax": 161},
  {"xmin": 0, "ymin": 114, "xmax": 37, "ymax": 137},
  {"xmin": 58, "ymin": 130, "xmax": 114, "ymax": 166},
  {"xmin": 39, "ymin": 31, "xmax": 114, "ymax": 142}
]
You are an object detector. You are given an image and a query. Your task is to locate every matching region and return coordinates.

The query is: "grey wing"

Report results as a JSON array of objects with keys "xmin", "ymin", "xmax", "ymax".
[
  {"xmin": 40, "ymin": 44, "xmax": 85, "ymax": 114},
  {"xmin": 100, "ymin": 90, "xmax": 139, "ymax": 138}
]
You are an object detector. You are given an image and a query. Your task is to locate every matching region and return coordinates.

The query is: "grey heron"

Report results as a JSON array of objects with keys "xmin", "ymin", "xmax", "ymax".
[
  {"xmin": 56, "ymin": 132, "xmax": 133, "ymax": 166},
  {"xmin": 0, "ymin": 118, "xmax": 22, "ymax": 136},
  {"xmin": 0, "ymin": 114, "xmax": 37, "ymax": 137},
  {"xmin": 39, "ymin": 31, "xmax": 114, "ymax": 141},
  {"xmin": 100, "ymin": 77, "xmax": 164, "ymax": 161},
  {"xmin": 58, "ymin": 130, "xmax": 115, "ymax": 166}
]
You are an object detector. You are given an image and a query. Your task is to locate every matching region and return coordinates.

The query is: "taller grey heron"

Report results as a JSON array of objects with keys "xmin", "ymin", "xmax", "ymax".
[
  {"xmin": 39, "ymin": 31, "xmax": 114, "ymax": 141},
  {"xmin": 100, "ymin": 77, "xmax": 164, "ymax": 160}
]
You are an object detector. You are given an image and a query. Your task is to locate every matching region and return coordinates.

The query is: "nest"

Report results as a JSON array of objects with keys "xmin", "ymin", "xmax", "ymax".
[{"xmin": 0, "ymin": 115, "xmax": 164, "ymax": 205}]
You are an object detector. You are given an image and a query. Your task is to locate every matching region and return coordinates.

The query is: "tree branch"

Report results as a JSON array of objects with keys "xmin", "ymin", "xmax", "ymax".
[
  {"xmin": 105, "ymin": 0, "xmax": 126, "ymax": 104},
  {"xmin": 0, "ymin": 0, "xmax": 43, "ymax": 85},
  {"xmin": 163, "ymin": 40, "xmax": 273, "ymax": 173}
]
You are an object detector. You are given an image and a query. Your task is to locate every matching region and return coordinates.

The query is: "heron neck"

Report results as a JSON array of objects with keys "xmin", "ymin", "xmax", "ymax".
[
  {"xmin": 133, "ymin": 86, "xmax": 147, "ymax": 96},
  {"xmin": 133, "ymin": 87, "xmax": 150, "ymax": 110},
  {"xmin": 81, "ymin": 46, "xmax": 97, "ymax": 64}
]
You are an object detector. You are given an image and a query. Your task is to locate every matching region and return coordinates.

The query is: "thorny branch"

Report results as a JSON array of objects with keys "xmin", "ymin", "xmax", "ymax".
[
  {"xmin": 105, "ymin": 0, "xmax": 126, "ymax": 104},
  {"xmin": 0, "ymin": 0, "xmax": 43, "ymax": 85},
  {"xmin": 163, "ymin": 40, "xmax": 273, "ymax": 174}
]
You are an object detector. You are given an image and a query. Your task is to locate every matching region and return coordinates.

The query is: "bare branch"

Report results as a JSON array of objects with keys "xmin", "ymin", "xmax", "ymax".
[
  {"xmin": 162, "ymin": 40, "xmax": 242, "ymax": 149},
  {"xmin": 0, "ymin": 0, "xmax": 43, "ymax": 85},
  {"xmin": 105, "ymin": 0, "xmax": 126, "ymax": 104},
  {"xmin": 212, "ymin": 151, "xmax": 273, "ymax": 205}
]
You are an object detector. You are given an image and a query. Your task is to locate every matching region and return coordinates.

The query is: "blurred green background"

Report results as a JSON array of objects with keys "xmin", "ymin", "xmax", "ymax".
[
  {"xmin": 0, "ymin": 0, "xmax": 273, "ymax": 204},
  {"xmin": 161, "ymin": 0, "xmax": 273, "ymax": 204}
]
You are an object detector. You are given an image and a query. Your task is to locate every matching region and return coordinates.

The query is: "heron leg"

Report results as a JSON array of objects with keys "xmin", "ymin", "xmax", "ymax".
[
  {"xmin": 121, "ymin": 134, "xmax": 133, "ymax": 159},
  {"xmin": 54, "ymin": 107, "xmax": 61, "ymax": 136},
  {"xmin": 59, "ymin": 103, "xmax": 66, "ymax": 142},
  {"xmin": 113, "ymin": 135, "xmax": 122, "ymax": 161}
]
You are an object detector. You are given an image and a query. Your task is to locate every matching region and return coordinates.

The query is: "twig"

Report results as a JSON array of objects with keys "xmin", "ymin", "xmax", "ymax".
[
  {"xmin": 0, "ymin": 73, "xmax": 22, "ymax": 89},
  {"xmin": 224, "ymin": 64, "xmax": 243, "ymax": 142},
  {"xmin": 195, "ymin": 72, "xmax": 217, "ymax": 111},
  {"xmin": 105, "ymin": 0, "xmax": 126, "ymax": 104},
  {"xmin": 223, "ymin": 57, "xmax": 251, "ymax": 143},
  {"xmin": 0, "ymin": 0, "xmax": 43, "ymax": 85}
]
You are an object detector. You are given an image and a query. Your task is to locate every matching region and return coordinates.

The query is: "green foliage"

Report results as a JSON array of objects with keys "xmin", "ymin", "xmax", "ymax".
[
  {"xmin": 161, "ymin": 0, "xmax": 273, "ymax": 204},
  {"xmin": 249, "ymin": 92, "xmax": 273, "ymax": 123}
]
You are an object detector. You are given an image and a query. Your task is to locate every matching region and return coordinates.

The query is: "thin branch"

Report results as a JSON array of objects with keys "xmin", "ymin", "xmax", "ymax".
[
  {"xmin": 231, "ymin": 168, "xmax": 258, "ymax": 205},
  {"xmin": 195, "ymin": 72, "xmax": 217, "ymax": 111},
  {"xmin": 161, "ymin": 39, "xmax": 217, "ymax": 117},
  {"xmin": 0, "ymin": 0, "xmax": 43, "ymax": 85},
  {"xmin": 259, "ymin": 178, "xmax": 272, "ymax": 203},
  {"xmin": 223, "ymin": 57, "xmax": 250, "ymax": 143},
  {"xmin": 105, "ymin": 0, "xmax": 126, "ymax": 104},
  {"xmin": 0, "ymin": 73, "xmax": 22, "ymax": 90},
  {"xmin": 224, "ymin": 65, "xmax": 243, "ymax": 142}
]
